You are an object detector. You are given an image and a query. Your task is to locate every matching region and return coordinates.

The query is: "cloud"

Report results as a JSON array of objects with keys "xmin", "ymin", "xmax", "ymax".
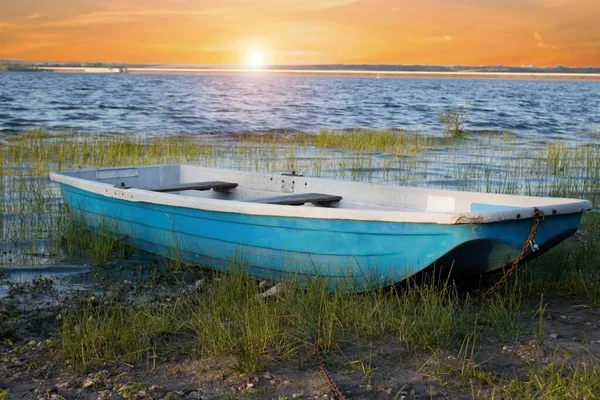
[
  {"xmin": 25, "ymin": 12, "xmax": 43, "ymax": 20},
  {"xmin": 280, "ymin": 0, "xmax": 358, "ymax": 10},
  {"xmin": 544, "ymin": 0, "xmax": 574, "ymax": 8},
  {"xmin": 193, "ymin": 46, "xmax": 232, "ymax": 53},
  {"xmin": 278, "ymin": 50, "xmax": 324, "ymax": 56},
  {"xmin": 37, "ymin": 8, "xmax": 230, "ymax": 29},
  {"xmin": 0, "ymin": 22, "xmax": 20, "ymax": 32},
  {"xmin": 423, "ymin": 35, "xmax": 454, "ymax": 42},
  {"xmin": 533, "ymin": 31, "xmax": 557, "ymax": 49}
]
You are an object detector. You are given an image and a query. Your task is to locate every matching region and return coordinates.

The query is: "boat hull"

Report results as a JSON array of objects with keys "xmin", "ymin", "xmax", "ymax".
[{"xmin": 59, "ymin": 183, "xmax": 583, "ymax": 290}]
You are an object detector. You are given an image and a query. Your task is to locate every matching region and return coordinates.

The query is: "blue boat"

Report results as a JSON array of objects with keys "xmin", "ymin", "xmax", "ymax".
[{"xmin": 50, "ymin": 165, "xmax": 592, "ymax": 290}]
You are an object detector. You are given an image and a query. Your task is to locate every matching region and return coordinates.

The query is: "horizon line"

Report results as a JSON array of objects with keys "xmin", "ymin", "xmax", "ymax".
[{"xmin": 2, "ymin": 59, "xmax": 600, "ymax": 69}]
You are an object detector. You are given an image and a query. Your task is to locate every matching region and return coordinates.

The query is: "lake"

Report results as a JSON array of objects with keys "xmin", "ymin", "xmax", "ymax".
[{"xmin": 1, "ymin": 72, "xmax": 599, "ymax": 141}]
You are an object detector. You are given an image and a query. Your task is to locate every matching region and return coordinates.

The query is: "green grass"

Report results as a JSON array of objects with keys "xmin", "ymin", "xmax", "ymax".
[
  {"xmin": 61, "ymin": 267, "xmax": 482, "ymax": 373},
  {"xmin": 481, "ymin": 285, "xmax": 526, "ymax": 343},
  {"xmin": 519, "ymin": 212, "xmax": 600, "ymax": 307},
  {"xmin": 61, "ymin": 294, "xmax": 184, "ymax": 372},
  {"xmin": 506, "ymin": 362, "xmax": 600, "ymax": 399}
]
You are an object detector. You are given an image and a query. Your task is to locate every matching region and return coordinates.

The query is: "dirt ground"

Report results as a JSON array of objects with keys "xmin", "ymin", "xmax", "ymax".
[{"xmin": 2, "ymin": 289, "xmax": 600, "ymax": 400}]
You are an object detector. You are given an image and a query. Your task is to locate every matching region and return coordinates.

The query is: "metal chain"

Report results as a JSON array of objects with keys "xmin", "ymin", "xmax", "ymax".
[
  {"xmin": 314, "ymin": 330, "xmax": 348, "ymax": 400},
  {"xmin": 484, "ymin": 208, "xmax": 545, "ymax": 296}
]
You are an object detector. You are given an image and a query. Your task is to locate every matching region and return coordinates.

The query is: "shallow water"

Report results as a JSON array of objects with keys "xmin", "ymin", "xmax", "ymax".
[
  {"xmin": 1, "ymin": 72, "xmax": 599, "ymax": 140},
  {"xmin": 0, "ymin": 265, "xmax": 92, "ymax": 299}
]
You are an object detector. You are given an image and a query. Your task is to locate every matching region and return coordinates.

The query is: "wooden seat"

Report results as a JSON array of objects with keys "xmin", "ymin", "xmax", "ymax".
[
  {"xmin": 251, "ymin": 193, "xmax": 342, "ymax": 206},
  {"xmin": 150, "ymin": 181, "xmax": 238, "ymax": 193}
]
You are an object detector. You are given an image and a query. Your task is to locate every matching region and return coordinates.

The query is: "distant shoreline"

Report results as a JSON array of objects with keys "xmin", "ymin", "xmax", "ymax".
[{"xmin": 34, "ymin": 67, "xmax": 600, "ymax": 81}]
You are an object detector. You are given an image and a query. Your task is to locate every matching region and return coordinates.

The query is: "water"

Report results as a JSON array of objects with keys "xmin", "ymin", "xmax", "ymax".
[{"xmin": 1, "ymin": 72, "xmax": 599, "ymax": 140}]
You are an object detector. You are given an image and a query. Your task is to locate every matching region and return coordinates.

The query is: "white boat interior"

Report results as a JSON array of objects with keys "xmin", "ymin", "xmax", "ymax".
[{"xmin": 51, "ymin": 165, "xmax": 591, "ymax": 223}]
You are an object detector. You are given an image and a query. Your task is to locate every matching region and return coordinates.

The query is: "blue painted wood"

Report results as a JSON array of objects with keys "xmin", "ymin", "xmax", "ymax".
[{"xmin": 59, "ymin": 184, "xmax": 583, "ymax": 290}]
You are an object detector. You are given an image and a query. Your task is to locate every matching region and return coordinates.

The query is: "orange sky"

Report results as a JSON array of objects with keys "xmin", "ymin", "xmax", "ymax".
[{"xmin": 1, "ymin": 0, "xmax": 599, "ymax": 66}]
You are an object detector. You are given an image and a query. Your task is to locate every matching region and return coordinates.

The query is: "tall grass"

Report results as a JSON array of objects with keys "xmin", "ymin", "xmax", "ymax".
[
  {"xmin": 61, "ymin": 296, "xmax": 183, "ymax": 371},
  {"xmin": 61, "ymin": 266, "xmax": 483, "ymax": 373}
]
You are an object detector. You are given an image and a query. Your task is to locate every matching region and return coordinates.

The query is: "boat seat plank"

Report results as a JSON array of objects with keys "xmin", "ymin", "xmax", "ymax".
[
  {"xmin": 150, "ymin": 181, "xmax": 238, "ymax": 193},
  {"xmin": 252, "ymin": 193, "xmax": 342, "ymax": 206}
]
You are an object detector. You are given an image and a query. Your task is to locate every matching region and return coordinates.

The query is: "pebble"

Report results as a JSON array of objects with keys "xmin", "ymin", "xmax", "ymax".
[
  {"xmin": 82, "ymin": 377, "xmax": 100, "ymax": 389},
  {"xmin": 551, "ymin": 333, "xmax": 559, "ymax": 339},
  {"xmin": 149, "ymin": 384, "xmax": 162, "ymax": 392},
  {"xmin": 56, "ymin": 381, "xmax": 72, "ymax": 390},
  {"xmin": 269, "ymin": 379, "xmax": 276, "ymax": 385},
  {"xmin": 263, "ymin": 372, "xmax": 274, "ymax": 380},
  {"xmin": 258, "ymin": 280, "xmax": 269, "ymax": 288},
  {"xmin": 187, "ymin": 391, "xmax": 200, "ymax": 399},
  {"xmin": 246, "ymin": 382, "xmax": 255, "ymax": 389}
]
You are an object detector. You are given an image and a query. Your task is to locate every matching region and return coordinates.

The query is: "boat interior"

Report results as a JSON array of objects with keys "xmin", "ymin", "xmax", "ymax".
[{"xmin": 57, "ymin": 164, "xmax": 584, "ymax": 214}]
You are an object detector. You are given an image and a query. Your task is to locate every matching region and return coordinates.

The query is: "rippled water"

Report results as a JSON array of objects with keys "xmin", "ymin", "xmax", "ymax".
[{"xmin": 1, "ymin": 72, "xmax": 599, "ymax": 140}]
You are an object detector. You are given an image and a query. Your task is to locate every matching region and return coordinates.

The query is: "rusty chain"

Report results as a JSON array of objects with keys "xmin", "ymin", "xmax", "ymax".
[
  {"xmin": 314, "ymin": 328, "xmax": 348, "ymax": 400},
  {"xmin": 484, "ymin": 208, "xmax": 545, "ymax": 296}
]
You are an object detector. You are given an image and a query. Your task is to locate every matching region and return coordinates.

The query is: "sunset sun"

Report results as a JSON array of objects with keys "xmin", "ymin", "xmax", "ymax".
[{"xmin": 245, "ymin": 49, "xmax": 266, "ymax": 69}]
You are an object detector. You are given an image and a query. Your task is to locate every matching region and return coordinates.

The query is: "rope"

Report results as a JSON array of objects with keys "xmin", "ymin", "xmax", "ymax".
[{"xmin": 484, "ymin": 208, "xmax": 545, "ymax": 296}]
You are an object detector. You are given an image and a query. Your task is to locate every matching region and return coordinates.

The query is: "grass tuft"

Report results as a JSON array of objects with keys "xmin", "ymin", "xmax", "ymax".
[{"xmin": 61, "ymin": 295, "xmax": 183, "ymax": 372}]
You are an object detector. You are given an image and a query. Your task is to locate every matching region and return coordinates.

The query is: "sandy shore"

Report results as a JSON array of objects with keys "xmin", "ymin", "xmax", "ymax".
[{"xmin": 36, "ymin": 67, "xmax": 600, "ymax": 81}]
